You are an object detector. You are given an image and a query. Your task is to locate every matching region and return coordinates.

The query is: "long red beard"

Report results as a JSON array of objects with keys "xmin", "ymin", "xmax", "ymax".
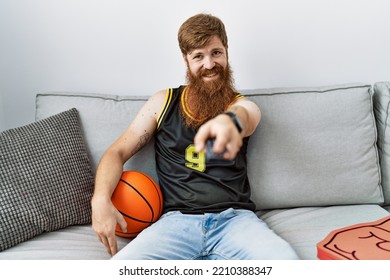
[{"xmin": 181, "ymin": 63, "xmax": 236, "ymax": 129}]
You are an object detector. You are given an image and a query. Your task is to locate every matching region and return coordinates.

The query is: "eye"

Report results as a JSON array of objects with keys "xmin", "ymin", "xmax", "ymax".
[
  {"xmin": 212, "ymin": 50, "xmax": 222, "ymax": 57},
  {"xmin": 192, "ymin": 54, "xmax": 203, "ymax": 61}
]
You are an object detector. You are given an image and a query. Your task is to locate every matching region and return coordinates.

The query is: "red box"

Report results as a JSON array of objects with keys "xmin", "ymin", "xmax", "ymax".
[{"xmin": 317, "ymin": 216, "xmax": 390, "ymax": 260}]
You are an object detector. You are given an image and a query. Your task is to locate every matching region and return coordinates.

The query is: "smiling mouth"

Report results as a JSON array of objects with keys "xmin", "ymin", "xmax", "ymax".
[
  {"xmin": 203, "ymin": 73, "xmax": 218, "ymax": 79},
  {"xmin": 199, "ymin": 64, "xmax": 223, "ymax": 80}
]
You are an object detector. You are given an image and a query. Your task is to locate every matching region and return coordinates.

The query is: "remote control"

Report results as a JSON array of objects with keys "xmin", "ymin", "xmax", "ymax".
[{"xmin": 205, "ymin": 139, "xmax": 228, "ymax": 161}]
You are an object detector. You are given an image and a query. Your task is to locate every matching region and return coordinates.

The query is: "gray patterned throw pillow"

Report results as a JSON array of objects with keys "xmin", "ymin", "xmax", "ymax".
[{"xmin": 0, "ymin": 108, "xmax": 94, "ymax": 251}]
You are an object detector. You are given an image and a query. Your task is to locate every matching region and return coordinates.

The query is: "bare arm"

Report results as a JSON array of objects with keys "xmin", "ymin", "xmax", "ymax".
[
  {"xmin": 91, "ymin": 89, "xmax": 166, "ymax": 256},
  {"xmin": 194, "ymin": 97, "xmax": 261, "ymax": 159}
]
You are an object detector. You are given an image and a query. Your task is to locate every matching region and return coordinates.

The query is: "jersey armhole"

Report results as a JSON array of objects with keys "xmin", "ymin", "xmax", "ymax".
[
  {"xmin": 157, "ymin": 88, "xmax": 173, "ymax": 129},
  {"xmin": 228, "ymin": 93, "xmax": 245, "ymax": 107}
]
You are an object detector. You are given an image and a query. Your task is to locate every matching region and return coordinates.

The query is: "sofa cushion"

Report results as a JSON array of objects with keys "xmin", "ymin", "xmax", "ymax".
[
  {"xmin": 35, "ymin": 93, "xmax": 157, "ymax": 181},
  {"xmin": 373, "ymin": 82, "xmax": 390, "ymax": 205},
  {"xmin": 243, "ymin": 84, "xmax": 383, "ymax": 209},
  {"xmin": 258, "ymin": 205, "xmax": 390, "ymax": 259},
  {"xmin": 0, "ymin": 108, "xmax": 94, "ymax": 251},
  {"xmin": 0, "ymin": 225, "xmax": 129, "ymax": 260}
]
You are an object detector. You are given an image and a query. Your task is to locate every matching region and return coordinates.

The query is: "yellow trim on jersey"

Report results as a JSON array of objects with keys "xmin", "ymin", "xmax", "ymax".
[
  {"xmin": 228, "ymin": 94, "xmax": 245, "ymax": 107},
  {"xmin": 157, "ymin": 88, "xmax": 173, "ymax": 128},
  {"xmin": 180, "ymin": 87, "xmax": 193, "ymax": 120}
]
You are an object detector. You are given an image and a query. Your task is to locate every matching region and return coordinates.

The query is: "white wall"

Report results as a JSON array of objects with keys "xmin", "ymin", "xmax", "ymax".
[{"xmin": 1, "ymin": 0, "xmax": 389, "ymax": 131}]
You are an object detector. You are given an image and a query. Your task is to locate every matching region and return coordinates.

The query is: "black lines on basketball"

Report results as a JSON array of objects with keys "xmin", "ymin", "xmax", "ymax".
[
  {"xmin": 111, "ymin": 171, "xmax": 164, "ymax": 238},
  {"xmin": 119, "ymin": 178, "xmax": 155, "ymax": 223}
]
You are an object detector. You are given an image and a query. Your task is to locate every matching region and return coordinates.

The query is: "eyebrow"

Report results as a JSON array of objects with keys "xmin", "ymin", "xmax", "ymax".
[
  {"xmin": 189, "ymin": 50, "xmax": 203, "ymax": 57},
  {"xmin": 189, "ymin": 47, "xmax": 224, "ymax": 57}
]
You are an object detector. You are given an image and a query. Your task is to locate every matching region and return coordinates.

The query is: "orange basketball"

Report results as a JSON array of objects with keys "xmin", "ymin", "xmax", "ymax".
[{"xmin": 111, "ymin": 170, "xmax": 163, "ymax": 238}]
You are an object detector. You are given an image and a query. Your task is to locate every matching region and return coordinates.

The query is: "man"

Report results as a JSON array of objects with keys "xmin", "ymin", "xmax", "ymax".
[{"xmin": 92, "ymin": 13, "xmax": 298, "ymax": 260}]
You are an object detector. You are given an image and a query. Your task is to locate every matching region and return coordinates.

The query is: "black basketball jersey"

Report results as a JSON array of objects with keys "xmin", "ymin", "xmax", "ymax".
[{"xmin": 155, "ymin": 86, "xmax": 256, "ymax": 214}]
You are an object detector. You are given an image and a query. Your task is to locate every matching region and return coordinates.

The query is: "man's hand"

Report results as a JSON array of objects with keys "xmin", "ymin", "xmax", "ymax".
[
  {"xmin": 91, "ymin": 197, "xmax": 127, "ymax": 256},
  {"xmin": 194, "ymin": 113, "xmax": 243, "ymax": 160},
  {"xmin": 194, "ymin": 99, "xmax": 261, "ymax": 159}
]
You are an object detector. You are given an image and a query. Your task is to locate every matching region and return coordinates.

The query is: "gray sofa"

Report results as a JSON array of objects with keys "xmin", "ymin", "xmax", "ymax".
[{"xmin": 1, "ymin": 82, "xmax": 389, "ymax": 260}]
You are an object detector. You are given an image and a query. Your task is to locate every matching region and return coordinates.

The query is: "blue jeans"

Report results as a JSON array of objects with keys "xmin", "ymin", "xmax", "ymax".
[{"xmin": 111, "ymin": 208, "xmax": 299, "ymax": 260}]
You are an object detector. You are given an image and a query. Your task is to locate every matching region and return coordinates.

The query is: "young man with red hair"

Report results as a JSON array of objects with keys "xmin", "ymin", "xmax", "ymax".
[{"xmin": 92, "ymin": 13, "xmax": 298, "ymax": 260}]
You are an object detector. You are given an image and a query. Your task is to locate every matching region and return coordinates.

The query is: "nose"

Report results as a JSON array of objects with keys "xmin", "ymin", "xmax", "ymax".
[{"xmin": 203, "ymin": 56, "xmax": 215, "ymax": 70}]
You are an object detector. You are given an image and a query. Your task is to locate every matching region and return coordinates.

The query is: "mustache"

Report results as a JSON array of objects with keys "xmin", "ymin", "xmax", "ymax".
[{"xmin": 197, "ymin": 63, "xmax": 225, "ymax": 78}]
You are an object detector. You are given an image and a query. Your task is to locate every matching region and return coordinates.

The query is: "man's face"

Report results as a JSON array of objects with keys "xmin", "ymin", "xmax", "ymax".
[
  {"xmin": 184, "ymin": 35, "xmax": 228, "ymax": 82},
  {"xmin": 180, "ymin": 35, "xmax": 235, "ymax": 129}
]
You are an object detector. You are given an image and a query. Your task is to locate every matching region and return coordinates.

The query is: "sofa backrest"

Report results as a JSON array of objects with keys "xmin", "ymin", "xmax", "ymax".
[
  {"xmin": 36, "ymin": 83, "xmax": 385, "ymax": 210},
  {"xmin": 242, "ymin": 84, "xmax": 383, "ymax": 210},
  {"xmin": 373, "ymin": 82, "xmax": 390, "ymax": 205},
  {"xmin": 36, "ymin": 93, "xmax": 158, "ymax": 182}
]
